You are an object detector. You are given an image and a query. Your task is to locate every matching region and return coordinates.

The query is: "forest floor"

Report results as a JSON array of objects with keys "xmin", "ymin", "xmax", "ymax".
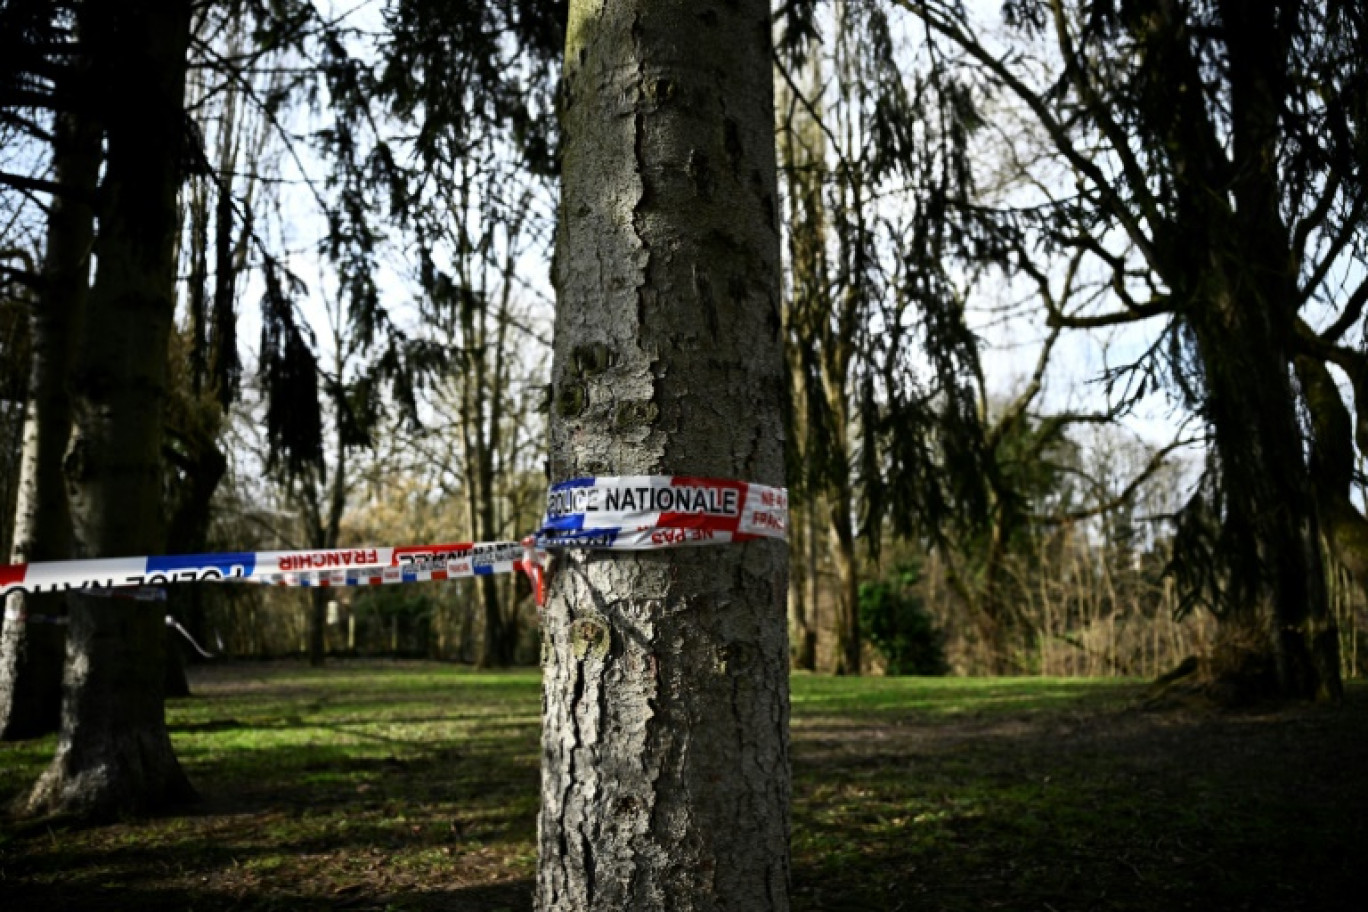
[{"xmin": 1, "ymin": 661, "xmax": 1365, "ymax": 911}]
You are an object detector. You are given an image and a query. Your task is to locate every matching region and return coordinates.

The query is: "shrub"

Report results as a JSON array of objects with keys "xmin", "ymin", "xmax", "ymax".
[{"xmin": 859, "ymin": 564, "xmax": 948, "ymax": 676}]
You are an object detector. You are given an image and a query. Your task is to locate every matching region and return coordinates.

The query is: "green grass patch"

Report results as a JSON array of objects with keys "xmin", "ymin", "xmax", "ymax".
[{"xmin": 2, "ymin": 662, "xmax": 1364, "ymax": 911}]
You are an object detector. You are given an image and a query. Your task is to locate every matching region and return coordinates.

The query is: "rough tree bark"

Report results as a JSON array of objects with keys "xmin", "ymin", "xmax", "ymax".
[
  {"xmin": 1296, "ymin": 345, "xmax": 1368, "ymax": 595},
  {"xmin": 24, "ymin": 0, "xmax": 196, "ymax": 818},
  {"xmin": 0, "ymin": 57, "xmax": 100, "ymax": 741},
  {"xmin": 1188, "ymin": 286, "xmax": 1338, "ymax": 700},
  {"xmin": 537, "ymin": 0, "xmax": 790, "ymax": 909},
  {"xmin": 1165, "ymin": 0, "xmax": 1339, "ymax": 700}
]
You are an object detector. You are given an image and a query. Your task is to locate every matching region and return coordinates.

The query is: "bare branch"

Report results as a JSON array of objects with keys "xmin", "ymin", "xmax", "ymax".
[
  {"xmin": 1318, "ymin": 273, "xmax": 1368, "ymax": 344},
  {"xmin": 888, "ymin": 0, "xmax": 1164, "ymax": 274},
  {"xmin": 1033, "ymin": 438, "xmax": 1193, "ymax": 526}
]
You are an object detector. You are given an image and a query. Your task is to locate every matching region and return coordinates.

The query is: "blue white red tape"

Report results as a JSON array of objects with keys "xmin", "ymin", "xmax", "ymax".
[
  {"xmin": 0, "ymin": 476, "xmax": 787, "ymax": 611},
  {"xmin": 536, "ymin": 475, "xmax": 788, "ymax": 549}
]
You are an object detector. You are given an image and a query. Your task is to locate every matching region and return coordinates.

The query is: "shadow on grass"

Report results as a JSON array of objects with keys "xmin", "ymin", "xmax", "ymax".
[
  {"xmin": 0, "ymin": 879, "xmax": 535, "ymax": 912},
  {"xmin": 788, "ymin": 690, "xmax": 1368, "ymax": 912},
  {"xmin": 5, "ymin": 666, "xmax": 1367, "ymax": 912}
]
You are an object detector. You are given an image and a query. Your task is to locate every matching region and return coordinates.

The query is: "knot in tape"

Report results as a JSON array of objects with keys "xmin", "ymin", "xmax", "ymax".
[{"xmin": 518, "ymin": 536, "xmax": 549, "ymax": 608}]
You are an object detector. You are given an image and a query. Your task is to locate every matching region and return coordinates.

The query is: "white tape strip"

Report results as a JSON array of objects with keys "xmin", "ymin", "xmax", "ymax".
[
  {"xmin": 536, "ymin": 475, "xmax": 788, "ymax": 549},
  {"xmin": 0, "ymin": 477, "xmax": 789, "ymax": 612}
]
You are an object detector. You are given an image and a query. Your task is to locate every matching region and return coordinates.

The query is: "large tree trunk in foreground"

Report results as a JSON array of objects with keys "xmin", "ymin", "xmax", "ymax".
[
  {"xmin": 25, "ymin": 0, "xmax": 196, "ymax": 819},
  {"xmin": 537, "ymin": 1, "xmax": 790, "ymax": 909},
  {"xmin": 0, "ymin": 48, "xmax": 101, "ymax": 741}
]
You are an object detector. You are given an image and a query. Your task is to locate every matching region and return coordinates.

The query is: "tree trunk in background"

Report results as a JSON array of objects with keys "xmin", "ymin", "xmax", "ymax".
[
  {"xmin": 1173, "ymin": 1, "xmax": 1338, "ymax": 701},
  {"xmin": 1297, "ymin": 353, "xmax": 1368, "ymax": 595},
  {"xmin": 0, "ymin": 46, "xmax": 101, "ymax": 742},
  {"xmin": 24, "ymin": 0, "xmax": 196, "ymax": 818},
  {"xmin": 974, "ymin": 507, "xmax": 1014, "ymax": 675},
  {"xmin": 1189, "ymin": 291, "xmax": 1338, "ymax": 700},
  {"xmin": 306, "ymin": 393, "xmax": 349, "ymax": 667},
  {"xmin": 778, "ymin": 77, "xmax": 822, "ymax": 676},
  {"xmin": 163, "ymin": 439, "xmax": 227, "ymax": 697},
  {"xmin": 537, "ymin": 0, "xmax": 790, "ymax": 909},
  {"xmin": 829, "ymin": 474, "xmax": 860, "ymax": 675},
  {"xmin": 1116, "ymin": 0, "xmax": 1341, "ymax": 701},
  {"xmin": 465, "ymin": 252, "xmax": 517, "ymax": 670},
  {"xmin": 472, "ymin": 370, "xmax": 515, "ymax": 667},
  {"xmin": 785, "ymin": 498, "xmax": 816, "ymax": 672},
  {"xmin": 309, "ymin": 586, "xmax": 329, "ymax": 664}
]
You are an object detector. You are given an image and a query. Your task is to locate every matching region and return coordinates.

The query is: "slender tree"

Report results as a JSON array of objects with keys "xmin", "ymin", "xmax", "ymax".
[
  {"xmin": 0, "ymin": 276, "xmax": 28, "ymax": 552},
  {"xmin": 536, "ymin": 0, "xmax": 790, "ymax": 908},
  {"xmin": 161, "ymin": 4, "xmax": 284, "ymax": 691},
  {"xmin": 0, "ymin": 56, "xmax": 99, "ymax": 738},
  {"xmin": 775, "ymin": 0, "xmax": 995, "ymax": 674},
  {"xmin": 281, "ymin": 283, "xmax": 381, "ymax": 667},
  {"xmin": 414, "ymin": 157, "xmax": 551, "ymax": 668}
]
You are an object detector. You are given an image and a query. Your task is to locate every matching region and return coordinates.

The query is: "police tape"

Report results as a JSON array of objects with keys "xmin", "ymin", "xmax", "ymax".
[
  {"xmin": 0, "ymin": 476, "xmax": 787, "ymax": 609},
  {"xmin": 0, "ymin": 541, "xmax": 527, "ymax": 598}
]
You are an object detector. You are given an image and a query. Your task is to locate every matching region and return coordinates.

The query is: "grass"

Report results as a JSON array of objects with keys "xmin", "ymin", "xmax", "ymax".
[{"xmin": 2, "ymin": 662, "xmax": 1365, "ymax": 911}]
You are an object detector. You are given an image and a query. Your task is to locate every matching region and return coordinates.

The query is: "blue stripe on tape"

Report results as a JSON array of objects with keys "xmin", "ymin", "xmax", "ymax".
[
  {"xmin": 538, "ymin": 527, "xmax": 621, "ymax": 547},
  {"xmin": 549, "ymin": 477, "xmax": 597, "ymax": 492},
  {"xmin": 541, "ymin": 513, "xmax": 587, "ymax": 532},
  {"xmin": 147, "ymin": 552, "xmax": 257, "ymax": 576}
]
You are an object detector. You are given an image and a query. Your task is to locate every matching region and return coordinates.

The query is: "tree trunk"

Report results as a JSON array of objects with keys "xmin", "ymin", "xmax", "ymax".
[
  {"xmin": 0, "ymin": 39, "xmax": 101, "ymax": 742},
  {"xmin": 476, "ymin": 573, "xmax": 512, "ymax": 668},
  {"xmin": 1189, "ymin": 291, "xmax": 1339, "ymax": 701},
  {"xmin": 473, "ymin": 403, "xmax": 514, "ymax": 668},
  {"xmin": 24, "ymin": 0, "xmax": 196, "ymax": 819},
  {"xmin": 829, "ymin": 483, "xmax": 861, "ymax": 675},
  {"xmin": 309, "ymin": 586, "xmax": 329, "ymax": 666},
  {"xmin": 1135, "ymin": 0, "xmax": 1340, "ymax": 701},
  {"xmin": 778, "ymin": 64, "xmax": 825, "ymax": 676},
  {"xmin": 1205, "ymin": 0, "xmax": 1338, "ymax": 700},
  {"xmin": 468, "ymin": 263, "xmax": 517, "ymax": 670},
  {"xmin": 163, "ymin": 441, "xmax": 228, "ymax": 696},
  {"xmin": 785, "ymin": 500, "xmax": 816, "ymax": 672},
  {"xmin": 1296, "ymin": 352, "xmax": 1368, "ymax": 593},
  {"xmin": 307, "ymin": 393, "xmax": 348, "ymax": 668},
  {"xmin": 537, "ymin": 1, "xmax": 790, "ymax": 909},
  {"xmin": 974, "ymin": 507, "xmax": 1015, "ymax": 675}
]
